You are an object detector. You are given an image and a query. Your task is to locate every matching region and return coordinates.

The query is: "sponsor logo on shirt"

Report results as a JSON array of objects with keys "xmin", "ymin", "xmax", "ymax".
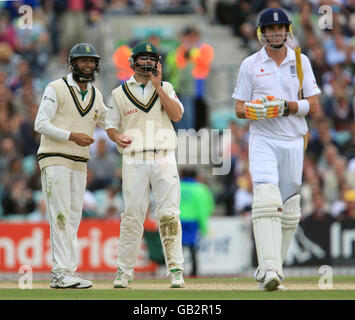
[
  {"xmin": 256, "ymin": 71, "xmax": 272, "ymax": 77},
  {"xmin": 124, "ymin": 108, "xmax": 138, "ymax": 117},
  {"xmin": 43, "ymin": 96, "xmax": 55, "ymax": 103}
]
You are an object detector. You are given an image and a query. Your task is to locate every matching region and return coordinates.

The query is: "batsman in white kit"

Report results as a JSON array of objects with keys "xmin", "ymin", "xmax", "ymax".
[
  {"xmin": 233, "ymin": 8, "xmax": 321, "ymax": 291},
  {"xmin": 106, "ymin": 42, "xmax": 185, "ymax": 288},
  {"xmin": 34, "ymin": 43, "xmax": 107, "ymax": 289}
]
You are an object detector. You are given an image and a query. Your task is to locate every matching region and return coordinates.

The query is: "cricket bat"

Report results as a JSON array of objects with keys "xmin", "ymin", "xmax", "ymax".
[{"xmin": 295, "ymin": 47, "xmax": 309, "ymax": 151}]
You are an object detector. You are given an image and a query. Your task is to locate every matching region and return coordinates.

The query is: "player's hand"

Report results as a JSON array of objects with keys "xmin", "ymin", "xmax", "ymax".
[
  {"xmin": 69, "ymin": 132, "xmax": 95, "ymax": 146},
  {"xmin": 244, "ymin": 100, "xmax": 267, "ymax": 120},
  {"xmin": 149, "ymin": 62, "xmax": 162, "ymax": 89},
  {"xmin": 263, "ymin": 97, "xmax": 289, "ymax": 118},
  {"xmin": 115, "ymin": 134, "xmax": 132, "ymax": 148}
]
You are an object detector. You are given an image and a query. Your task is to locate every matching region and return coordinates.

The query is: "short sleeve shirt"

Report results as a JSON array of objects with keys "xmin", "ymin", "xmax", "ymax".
[{"xmin": 232, "ymin": 46, "xmax": 321, "ymax": 139}]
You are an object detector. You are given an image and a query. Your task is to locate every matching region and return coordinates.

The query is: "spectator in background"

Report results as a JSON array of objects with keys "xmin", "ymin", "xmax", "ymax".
[
  {"xmin": 173, "ymin": 26, "xmax": 214, "ymax": 130},
  {"xmin": 343, "ymin": 189, "xmax": 355, "ymax": 220},
  {"xmin": 308, "ymin": 189, "xmax": 333, "ymax": 223},
  {"xmin": 335, "ymin": 189, "xmax": 355, "ymax": 220},
  {"xmin": 95, "ymin": 184, "xmax": 124, "ymax": 218},
  {"xmin": 217, "ymin": 120, "xmax": 249, "ymax": 216},
  {"xmin": 185, "ymin": 27, "xmax": 214, "ymax": 130},
  {"xmin": 167, "ymin": 27, "xmax": 196, "ymax": 130},
  {"xmin": 27, "ymin": 160, "xmax": 42, "ymax": 192},
  {"xmin": 14, "ymin": 7, "xmax": 50, "ymax": 78},
  {"xmin": 317, "ymin": 143, "xmax": 339, "ymax": 180},
  {"xmin": 301, "ymin": 154, "xmax": 322, "ymax": 217},
  {"xmin": 112, "ymin": 43, "xmax": 134, "ymax": 85},
  {"xmin": 307, "ymin": 118, "xmax": 341, "ymax": 163},
  {"xmin": 0, "ymin": 137, "xmax": 20, "ymax": 182},
  {"xmin": 18, "ymin": 102, "xmax": 41, "ymax": 157},
  {"xmin": 0, "ymin": 42, "xmax": 21, "ymax": 78},
  {"xmin": 308, "ymin": 45, "xmax": 331, "ymax": 89},
  {"xmin": 1, "ymin": 166, "xmax": 35, "ymax": 217},
  {"xmin": 27, "ymin": 197, "xmax": 47, "ymax": 222},
  {"xmin": 341, "ymin": 122, "xmax": 355, "ymax": 160},
  {"xmin": 82, "ymin": 187, "xmax": 99, "ymax": 218},
  {"xmin": 179, "ymin": 167, "xmax": 214, "ymax": 276},
  {"xmin": 234, "ymin": 169, "xmax": 253, "ymax": 216},
  {"xmin": 0, "ymin": 10, "xmax": 18, "ymax": 50},
  {"xmin": 324, "ymin": 31, "xmax": 349, "ymax": 67},
  {"xmin": 323, "ymin": 84, "xmax": 354, "ymax": 131},
  {"xmin": 88, "ymin": 138, "xmax": 118, "ymax": 191},
  {"xmin": 106, "ymin": 0, "xmax": 134, "ymax": 15},
  {"xmin": 322, "ymin": 154, "xmax": 354, "ymax": 204},
  {"xmin": 59, "ymin": 0, "xmax": 89, "ymax": 61}
]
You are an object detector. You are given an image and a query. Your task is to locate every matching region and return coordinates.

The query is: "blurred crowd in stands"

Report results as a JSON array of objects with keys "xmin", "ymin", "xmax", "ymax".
[{"xmin": 0, "ymin": 0, "xmax": 354, "ymax": 227}]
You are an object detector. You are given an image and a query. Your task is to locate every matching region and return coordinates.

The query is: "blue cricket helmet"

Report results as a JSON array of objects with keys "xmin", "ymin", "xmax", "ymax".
[
  {"xmin": 258, "ymin": 8, "xmax": 291, "ymax": 28},
  {"xmin": 257, "ymin": 8, "xmax": 293, "ymax": 48}
]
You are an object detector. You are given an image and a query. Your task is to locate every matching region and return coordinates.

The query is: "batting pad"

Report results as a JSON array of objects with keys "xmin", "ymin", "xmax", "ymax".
[
  {"xmin": 252, "ymin": 183, "xmax": 283, "ymax": 281},
  {"xmin": 281, "ymin": 194, "xmax": 301, "ymax": 264}
]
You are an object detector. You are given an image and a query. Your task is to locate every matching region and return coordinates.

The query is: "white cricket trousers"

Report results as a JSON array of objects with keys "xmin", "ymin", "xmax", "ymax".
[
  {"xmin": 118, "ymin": 151, "xmax": 184, "ymax": 276},
  {"xmin": 249, "ymin": 134, "xmax": 304, "ymax": 202},
  {"xmin": 41, "ymin": 165, "xmax": 87, "ymax": 273}
]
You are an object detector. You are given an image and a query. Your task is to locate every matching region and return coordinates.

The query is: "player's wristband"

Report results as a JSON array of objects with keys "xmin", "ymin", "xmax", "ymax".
[
  {"xmin": 296, "ymin": 99, "xmax": 310, "ymax": 116},
  {"xmin": 282, "ymin": 100, "xmax": 290, "ymax": 117}
]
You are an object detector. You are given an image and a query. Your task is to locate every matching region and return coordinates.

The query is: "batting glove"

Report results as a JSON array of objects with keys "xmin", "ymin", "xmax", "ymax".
[
  {"xmin": 245, "ymin": 100, "xmax": 267, "ymax": 120},
  {"xmin": 264, "ymin": 98, "xmax": 290, "ymax": 118}
]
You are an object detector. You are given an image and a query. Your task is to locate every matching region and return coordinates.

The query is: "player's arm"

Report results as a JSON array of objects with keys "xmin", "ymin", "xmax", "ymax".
[
  {"xmin": 150, "ymin": 62, "xmax": 183, "ymax": 122},
  {"xmin": 285, "ymin": 53, "xmax": 321, "ymax": 118},
  {"xmin": 34, "ymin": 86, "xmax": 94, "ymax": 146},
  {"xmin": 235, "ymin": 99, "xmax": 247, "ymax": 119},
  {"xmin": 105, "ymin": 99, "xmax": 132, "ymax": 148},
  {"xmin": 106, "ymin": 128, "xmax": 132, "ymax": 148},
  {"xmin": 284, "ymin": 95, "xmax": 319, "ymax": 117}
]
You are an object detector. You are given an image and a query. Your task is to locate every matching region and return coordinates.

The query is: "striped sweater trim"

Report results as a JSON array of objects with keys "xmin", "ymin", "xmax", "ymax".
[{"xmin": 37, "ymin": 153, "xmax": 88, "ymax": 163}]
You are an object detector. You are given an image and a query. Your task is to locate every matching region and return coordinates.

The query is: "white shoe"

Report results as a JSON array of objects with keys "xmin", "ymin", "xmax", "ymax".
[
  {"xmin": 113, "ymin": 268, "xmax": 133, "ymax": 288},
  {"xmin": 50, "ymin": 271, "xmax": 80, "ymax": 289},
  {"xmin": 258, "ymin": 281, "xmax": 286, "ymax": 292},
  {"xmin": 71, "ymin": 273, "xmax": 93, "ymax": 289},
  {"xmin": 170, "ymin": 269, "xmax": 185, "ymax": 288},
  {"xmin": 263, "ymin": 270, "xmax": 281, "ymax": 292}
]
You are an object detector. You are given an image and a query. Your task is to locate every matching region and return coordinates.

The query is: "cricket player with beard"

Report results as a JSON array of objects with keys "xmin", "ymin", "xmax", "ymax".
[
  {"xmin": 106, "ymin": 42, "xmax": 185, "ymax": 288},
  {"xmin": 35, "ymin": 43, "xmax": 107, "ymax": 289},
  {"xmin": 233, "ymin": 8, "xmax": 321, "ymax": 291}
]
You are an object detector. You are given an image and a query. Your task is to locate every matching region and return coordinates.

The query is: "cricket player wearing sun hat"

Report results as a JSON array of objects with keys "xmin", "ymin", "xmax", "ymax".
[
  {"xmin": 106, "ymin": 41, "xmax": 185, "ymax": 288},
  {"xmin": 232, "ymin": 8, "xmax": 321, "ymax": 291}
]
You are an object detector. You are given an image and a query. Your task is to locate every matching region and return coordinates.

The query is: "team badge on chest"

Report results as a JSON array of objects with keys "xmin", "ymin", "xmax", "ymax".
[
  {"xmin": 93, "ymin": 109, "xmax": 99, "ymax": 121},
  {"xmin": 290, "ymin": 65, "xmax": 296, "ymax": 77}
]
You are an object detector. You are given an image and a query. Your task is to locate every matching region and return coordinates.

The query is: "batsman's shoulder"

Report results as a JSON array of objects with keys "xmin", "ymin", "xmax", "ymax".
[{"xmin": 239, "ymin": 51, "xmax": 260, "ymax": 72}]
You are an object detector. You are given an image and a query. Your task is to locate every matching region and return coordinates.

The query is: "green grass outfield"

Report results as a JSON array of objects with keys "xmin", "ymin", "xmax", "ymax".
[{"xmin": 1, "ymin": 276, "xmax": 355, "ymax": 300}]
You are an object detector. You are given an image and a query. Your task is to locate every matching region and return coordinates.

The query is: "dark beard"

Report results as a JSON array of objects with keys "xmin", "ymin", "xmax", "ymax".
[{"xmin": 72, "ymin": 71, "xmax": 95, "ymax": 83}]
